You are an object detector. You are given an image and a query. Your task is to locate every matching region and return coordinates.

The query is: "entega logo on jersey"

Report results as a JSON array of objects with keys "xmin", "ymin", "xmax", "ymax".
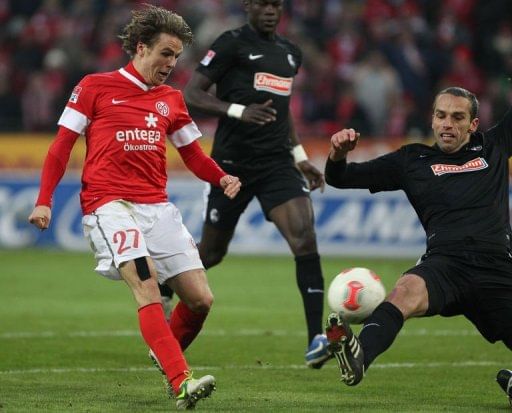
[
  {"xmin": 115, "ymin": 112, "xmax": 161, "ymax": 151},
  {"xmin": 431, "ymin": 157, "xmax": 488, "ymax": 176},
  {"xmin": 253, "ymin": 72, "xmax": 293, "ymax": 96}
]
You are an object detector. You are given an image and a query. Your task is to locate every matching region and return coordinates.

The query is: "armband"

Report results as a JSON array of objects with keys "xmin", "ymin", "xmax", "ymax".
[
  {"xmin": 227, "ymin": 103, "xmax": 246, "ymax": 119},
  {"xmin": 292, "ymin": 144, "xmax": 308, "ymax": 163}
]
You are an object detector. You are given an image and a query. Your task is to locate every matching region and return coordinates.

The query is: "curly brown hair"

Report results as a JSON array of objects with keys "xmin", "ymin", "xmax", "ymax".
[{"xmin": 119, "ymin": 4, "xmax": 193, "ymax": 58}]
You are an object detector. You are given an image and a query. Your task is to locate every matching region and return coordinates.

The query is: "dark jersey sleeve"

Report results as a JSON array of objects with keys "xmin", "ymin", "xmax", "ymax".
[
  {"xmin": 485, "ymin": 106, "xmax": 512, "ymax": 156},
  {"xmin": 196, "ymin": 31, "xmax": 238, "ymax": 84},
  {"xmin": 290, "ymin": 43, "xmax": 302, "ymax": 75},
  {"xmin": 325, "ymin": 148, "xmax": 404, "ymax": 193}
]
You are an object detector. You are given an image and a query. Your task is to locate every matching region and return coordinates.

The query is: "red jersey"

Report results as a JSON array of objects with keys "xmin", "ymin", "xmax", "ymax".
[{"xmin": 58, "ymin": 62, "xmax": 202, "ymax": 214}]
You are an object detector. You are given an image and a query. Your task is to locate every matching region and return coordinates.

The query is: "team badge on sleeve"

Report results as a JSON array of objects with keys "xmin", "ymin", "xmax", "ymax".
[
  {"xmin": 200, "ymin": 50, "xmax": 216, "ymax": 66},
  {"xmin": 69, "ymin": 86, "xmax": 82, "ymax": 103}
]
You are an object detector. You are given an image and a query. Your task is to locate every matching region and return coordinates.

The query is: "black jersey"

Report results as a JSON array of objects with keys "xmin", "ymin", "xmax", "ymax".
[
  {"xmin": 325, "ymin": 108, "xmax": 512, "ymax": 252},
  {"xmin": 196, "ymin": 24, "xmax": 302, "ymax": 167}
]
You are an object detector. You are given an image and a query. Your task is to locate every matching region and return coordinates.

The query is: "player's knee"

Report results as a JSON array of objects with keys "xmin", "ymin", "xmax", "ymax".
[
  {"xmin": 187, "ymin": 292, "xmax": 214, "ymax": 313},
  {"xmin": 388, "ymin": 274, "xmax": 428, "ymax": 319},
  {"xmin": 289, "ymin": 229, "xmax": 317, "ymax": 256}
]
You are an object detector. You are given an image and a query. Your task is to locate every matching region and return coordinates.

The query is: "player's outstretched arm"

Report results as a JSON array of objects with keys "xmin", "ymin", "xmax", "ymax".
[
  {"xmin": 329, "ymin": 128, "xmax": 360, "ymax": 161},
  {"xmin": 184, "ymin": 72, "xmax": 276, "ymax": 125},
  {"xmin": 28, "ymin": 126, "xmax": 80, "ymax": 230},
  {"xmin": 176, "ymin": 141, "xmax": 241, "ymax": 199}
]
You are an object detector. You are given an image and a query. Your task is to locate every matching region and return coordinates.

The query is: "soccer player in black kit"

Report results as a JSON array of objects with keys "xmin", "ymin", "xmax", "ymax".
[
  {"xmin": 182, "ymin": 0, "xmax": 329, "ymax": 368},
  {"xmin": 323, "ymin": 86, "xmax": 512, "ymax": 405}
]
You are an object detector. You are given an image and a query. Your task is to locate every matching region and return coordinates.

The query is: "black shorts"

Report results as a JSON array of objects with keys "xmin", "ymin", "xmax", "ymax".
[
  {"xmin": 204, "ymin": 161, "xmax": 309, "ymax": 230},
  {"xmin": 405, "ymin": 251, "xmax": 512, "ymax": 343}
]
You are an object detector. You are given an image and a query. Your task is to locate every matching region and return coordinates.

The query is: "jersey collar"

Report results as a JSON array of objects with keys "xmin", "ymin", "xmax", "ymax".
[{"xmin": 118, "ymin": 61, "xmax": 153, "ymax": 91}]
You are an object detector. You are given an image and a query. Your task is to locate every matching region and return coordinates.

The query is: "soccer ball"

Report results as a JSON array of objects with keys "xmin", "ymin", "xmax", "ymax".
[{"xmin": 327, "ymin": 267, "xmax": 386, "ymax": 324}]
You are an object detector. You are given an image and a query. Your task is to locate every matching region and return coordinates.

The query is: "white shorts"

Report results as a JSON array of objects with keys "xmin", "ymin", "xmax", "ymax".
[{"xmin": 82, "ymin": 200, "xmax": 203, "ymax": 283}]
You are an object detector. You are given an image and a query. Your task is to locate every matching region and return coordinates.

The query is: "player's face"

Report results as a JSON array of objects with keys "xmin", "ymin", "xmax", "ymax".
[
  {"xmin": 431, "ymin": 94, "xmax": 479, "ymax": 154},
  {"xmin": 246, "ymin": 0, "xmax": 283, "ymax": 35},
  {"xmin": 135, "ymin": 33, "xmax": 183, "ymax": 86}
]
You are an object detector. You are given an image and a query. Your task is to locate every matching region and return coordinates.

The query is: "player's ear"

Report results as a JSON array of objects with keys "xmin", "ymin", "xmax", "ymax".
[
  {"xmin": 136, "ymin": 41, "xmax": 146, "ymax": 57},
  {"xmin": 468, "ymin": 117, "xmax": 479, "ymax": 133}
]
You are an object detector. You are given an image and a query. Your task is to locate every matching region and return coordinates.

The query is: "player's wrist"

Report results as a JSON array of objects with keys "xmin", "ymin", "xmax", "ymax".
[
  {"xmin": 292, "ymin": 144, "xmax": 308, "ymax": 164},
  {"xmin": 227, "ymin": 103, "xmax": 246, "ymax": 119}
]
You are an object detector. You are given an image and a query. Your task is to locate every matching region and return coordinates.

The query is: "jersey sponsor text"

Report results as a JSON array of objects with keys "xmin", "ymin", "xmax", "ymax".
[
  {"xmin": 116, "ymin": 128, "xmax": 161, "ymax": 151},
  {"xmin": 430, "ymin": 157, "xmax": 488, "ymax": 176},
  {"xmin": 253, "ymin": 72, "xmax": 293, "ymax": 96}
]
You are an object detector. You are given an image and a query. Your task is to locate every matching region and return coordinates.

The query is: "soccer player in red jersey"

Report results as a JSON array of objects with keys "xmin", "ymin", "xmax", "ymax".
[{"xmin": 28, "ymin": 5, "xmax": 240, "ymax": 410}]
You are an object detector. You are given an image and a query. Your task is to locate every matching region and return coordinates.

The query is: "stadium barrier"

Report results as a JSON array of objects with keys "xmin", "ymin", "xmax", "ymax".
[
  {"xmin": 2, "ymin": 135, "xmax": 510, "ymax": 257},
  {"xmin": 0, "ymin": 175, "xmax": 427, "ymax": 257}
]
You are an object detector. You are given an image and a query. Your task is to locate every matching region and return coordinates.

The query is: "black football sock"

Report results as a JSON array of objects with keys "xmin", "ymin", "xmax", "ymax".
[
  {"xmin": 295, "ymin": 253, "xmax": 324, "ymax": 344},
  {"xmin": 359, "ymin": 301, "xmax": 404, "ymax": 370}
]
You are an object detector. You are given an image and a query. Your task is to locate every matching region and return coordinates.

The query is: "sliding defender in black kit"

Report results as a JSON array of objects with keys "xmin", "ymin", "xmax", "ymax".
[{"xmin": 324, "ymin": 86, "xmax": 512, "ymax": 406}]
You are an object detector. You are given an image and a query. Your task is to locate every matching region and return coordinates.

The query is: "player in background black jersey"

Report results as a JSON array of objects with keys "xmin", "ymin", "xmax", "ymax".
[
  {"xmin": 181, "ymin": 0, "xmax": 329, "ymax": 368},
  {"xmin": 323, "ymin": 86, "xmax": 512, "ymax": 405}
]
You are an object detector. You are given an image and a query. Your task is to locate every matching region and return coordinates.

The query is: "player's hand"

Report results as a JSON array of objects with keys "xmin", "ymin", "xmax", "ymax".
[
  {"xmin": 241, "ymin": 99, "xmax": 277, "ymax": 125},
  {"xmin": 220, "ymin": 175, "xmax": 241, "ymax": 199},
  {"xmin": 28, "ymin": 205, "xmax": 51, "ymax": 230},
  {"xmin": 297, "ymin": 160, "xmax": 325, "ymax": 193},
  {"xmin": 329, "ymin": 128, "xmax": 360, "ymax": 161}
]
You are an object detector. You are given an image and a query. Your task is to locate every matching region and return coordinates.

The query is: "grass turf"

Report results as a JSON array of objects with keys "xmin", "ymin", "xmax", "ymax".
[{"xmin": 0, "ymin": 249, "xmax": 510, "ymax": 411}]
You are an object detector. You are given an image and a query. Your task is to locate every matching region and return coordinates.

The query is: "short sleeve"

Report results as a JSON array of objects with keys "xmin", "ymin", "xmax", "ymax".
[
  {"xmin": 57, "ymin": 75, "xmax": 95, "ymax": 134},
  {"xmin": 167, "ymin": 91, "xmax": 202, "ymax": 148},
  {"xmin": 196, "ymin": 31, "xmax": 238, "ymax": 83}
]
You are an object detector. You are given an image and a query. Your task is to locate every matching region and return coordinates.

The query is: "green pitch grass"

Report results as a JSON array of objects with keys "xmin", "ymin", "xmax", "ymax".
[{"xmin": 0, "ymin": 249, "xmax": 509, "ymax": 412}]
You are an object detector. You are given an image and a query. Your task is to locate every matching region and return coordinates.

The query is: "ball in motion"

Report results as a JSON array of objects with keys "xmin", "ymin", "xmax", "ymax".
[{"xmin": 327, "ymin": 267, "xmax": 386, "ymax": 324}]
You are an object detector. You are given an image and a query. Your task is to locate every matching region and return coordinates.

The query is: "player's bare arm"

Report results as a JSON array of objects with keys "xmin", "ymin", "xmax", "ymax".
[
  {"xmin": 28, "ymin": 205, "xmax": 51, "ymax": 230},
  {"xmin": 220, "ymin": 175, "xmax": 241, "ymax": 199},
  {"xmin": 184, "ymin": 71, "xmax": 276, "ymax": 125},
  {"xmin": 329, "ymin": 128, "xmax": 360, "ymax": 161}
]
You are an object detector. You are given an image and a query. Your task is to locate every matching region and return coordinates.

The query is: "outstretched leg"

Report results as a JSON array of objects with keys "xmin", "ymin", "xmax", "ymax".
[{"xmin": 327, "ymin": 273, "xmax": 427, "ymax": 385}]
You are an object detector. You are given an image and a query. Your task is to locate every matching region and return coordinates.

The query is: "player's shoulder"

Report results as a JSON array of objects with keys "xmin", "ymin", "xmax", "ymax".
[
  {"xmin": 79, "ymin": 70, "xmax": 121, "ymax": 86},
  {"xmin": 214, "ymin": 26, "xmax": 245, "ymax": 43},
  {"xmin": 154, "ymin": 84, "xmax": 186, "ymax": 103},
  {"xmin": 399, "ymin": 141, "xmax": 436, "ymax": 157},
  {"xmin": 275, "ymin": 33, "xmax": 301, "ymax": 54}
]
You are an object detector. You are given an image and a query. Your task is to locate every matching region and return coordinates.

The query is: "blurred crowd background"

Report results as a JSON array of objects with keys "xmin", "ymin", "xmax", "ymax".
[{"xmin": 1, "ymin": 0, "xmax": 511, "ymax": 139}]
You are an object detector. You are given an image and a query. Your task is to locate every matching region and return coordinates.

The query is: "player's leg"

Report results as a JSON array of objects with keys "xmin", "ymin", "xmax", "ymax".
[
  {"xmin": 198, "ymin": 223, "xmax": 235, "ymax": 269},
  {"xmin": 199, "ymin": 181, "xmax": 251, "ymax": 268},
  {"xmin": 268, "ymin": 195, "xmax": 327, "ymax": 365},
  {"xmin": 497, "ymin": 336, "xmax": 512, "ymax": 404},
  {"xmin": 82, "ymin": 201, "xmax": 192, "ymax": 400},
  {"xmin": 165, "ymin": 268, "xmax": 213, "ymax": 352},
  {"xmin": 325, "ymin": 272, "xmax": 426, "ymax": 386},
  {"xmin": 158, "ymin": 283, "xmax": 174, "ymax": 317},
  {"xmin": 497, "ymin": 333, "xmax": 512, "ymax": 405},
  {"xmin": 141, "ymin": 202, "xmax": 216, "ymax": 408},
  {"xmin": 118, "ymin": 259, "xmax": 193, "ymax": 393}
]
